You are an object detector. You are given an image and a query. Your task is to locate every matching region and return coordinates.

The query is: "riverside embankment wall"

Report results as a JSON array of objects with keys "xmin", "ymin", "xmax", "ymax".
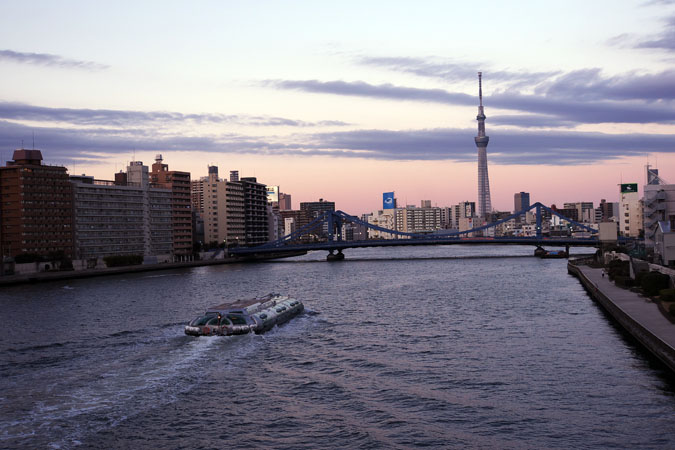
[{"xmin": 568, "ymin": 261, "xmax": 675, "ymax": 374}]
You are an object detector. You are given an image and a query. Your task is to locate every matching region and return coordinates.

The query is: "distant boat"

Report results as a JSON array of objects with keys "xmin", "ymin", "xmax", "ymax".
[{"xmin": 539, "ymin": 250, "xmax": 568, "ymax": 259}]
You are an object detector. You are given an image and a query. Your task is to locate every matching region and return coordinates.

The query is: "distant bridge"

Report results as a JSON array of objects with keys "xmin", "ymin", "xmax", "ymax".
[{"xmin": 229, "ymin": 202, "xmax": 623, "ymax": 261}]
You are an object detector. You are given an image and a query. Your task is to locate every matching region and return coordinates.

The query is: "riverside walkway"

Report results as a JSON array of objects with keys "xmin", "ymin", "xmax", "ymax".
[{"xmin": 569, "ymin": 262, "xmax": 675, "ymax": 374}]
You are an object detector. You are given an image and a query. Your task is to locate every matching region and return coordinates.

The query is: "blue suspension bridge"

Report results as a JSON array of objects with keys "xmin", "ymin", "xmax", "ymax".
[{"xmin": 229, "ymin": 202, "xmax": 623, "ymax": 261}]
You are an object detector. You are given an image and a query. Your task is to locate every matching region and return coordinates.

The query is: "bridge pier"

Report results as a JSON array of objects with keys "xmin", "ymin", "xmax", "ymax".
[
  {"xmin": 327, "ymin": 249, "xmax": 345, "ymax": 261},
  {"xmin": 534, "ymin": 246, "xmax": 546, "ymax": 257}
]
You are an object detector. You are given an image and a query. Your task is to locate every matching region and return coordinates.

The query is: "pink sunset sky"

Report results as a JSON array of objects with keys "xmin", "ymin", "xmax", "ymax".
[{"xmin": 1, "ymin": 1, "xmax": 675, "ymax": 215}]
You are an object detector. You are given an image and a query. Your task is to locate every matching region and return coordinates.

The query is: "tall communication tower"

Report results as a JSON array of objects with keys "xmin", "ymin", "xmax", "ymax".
[{"xmin": 475, "ymin": 72, "xmax": 492, "ymax": 218}]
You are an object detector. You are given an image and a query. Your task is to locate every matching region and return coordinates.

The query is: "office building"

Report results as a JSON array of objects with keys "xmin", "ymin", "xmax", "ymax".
[
  {"xmin": 395, "ymin": 205, "xmax": 442, "ymax": 233},
  {"xmin": 0, "ymin": 149, "xmax": 75, "ymax": 259},
  {"xmin": 150, "ymin": 155, "xmax": 192, "ymax": 256},
  {"xmin": 563, "ymin": 202, "xmax": 595, "ymax": 223},
  {"xmin": 368, "ymin": 210, "xmax": 396, "ymax": 239},
  {"xmin": 278, "ymin": 192, "xmax": 292, "ymax": 211},
  {"xmin": 203, "ymin": 167, "xmax": 245, "ymax": 247},
  {"xmin": 279, "ymin": 209, "xmax": 311, "ymax": 243},
  {"xmin": 617, "ymin": 182, "xmax": 643, "ymax": 239},
  {"xmin": 301, "ymin": 199, "xmax": 336, "ymax": 239},
  {"xmin": 643, "ymin": 166, "xmax": 675, "ymax": 246},
  {"xmin": 202, "ymin": 168, "xmax": 268, "ymax": 247},
  {"xmin": 191, "ymin": 166, "xmax": 218, "ymax": 219},
  {"xmin": 240, "ymin": 177, "xmax": 269, "ymax": 246},
  {"xmin": 514, "ymin": 192, "xmax": 530, "ymax": 213},
  {"xmin": 448, "ymin": 202, "xmax": 476, "ymax": 229},
  {"xmin": 70, "ymin": 161, "xmax": 173, "ymax": 259},
  {"xmin": 598, "ymin": 199, "xmax": 619, "ymax": 222}
]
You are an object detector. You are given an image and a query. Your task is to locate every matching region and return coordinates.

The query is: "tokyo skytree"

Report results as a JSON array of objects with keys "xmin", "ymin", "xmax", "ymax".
[{"xmin": 475, "ymin": 72, "xmax": 491, "ymax": 218}]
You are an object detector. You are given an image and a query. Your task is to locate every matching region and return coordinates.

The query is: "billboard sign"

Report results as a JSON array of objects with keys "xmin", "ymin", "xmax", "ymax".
[
  {"xmin": 267, "ymin": 185, "xmax": 279, "ymax": 203},
  {"xmin": 620, "ymin": 183, "xmax": 638, "ymax": 194},
  {"xmin": 383, "ymin": 192, "xmax": 395, "ymax": 209}
]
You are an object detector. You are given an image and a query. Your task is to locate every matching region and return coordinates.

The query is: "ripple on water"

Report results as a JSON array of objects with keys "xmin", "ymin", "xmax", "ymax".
[{"xmin": 1, "ymin": 246, "xmax": 674, "ymax": 449}]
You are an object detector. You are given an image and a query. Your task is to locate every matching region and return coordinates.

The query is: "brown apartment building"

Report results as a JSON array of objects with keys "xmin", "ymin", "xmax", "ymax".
[
  {"xmin": 150, "ymin": 154, "xmax": 192, "ymax": 255},
  {"xmin": 0, "ymin": 149, "xmax": 75, "ymax": 258}
]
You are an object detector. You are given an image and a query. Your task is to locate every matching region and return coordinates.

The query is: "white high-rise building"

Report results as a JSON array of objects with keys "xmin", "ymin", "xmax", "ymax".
[
  {"xmin": 643, "ymin": 166, "xmax": 675, "ymax": 247},
  {"xmin": 620, "ymin": 183, "xmax": 643, "ymax": 239}
]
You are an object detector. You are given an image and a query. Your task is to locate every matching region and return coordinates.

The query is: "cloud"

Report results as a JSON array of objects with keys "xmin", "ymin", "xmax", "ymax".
[
  {"xmin": 0, "ymin": 102, "xmax": 349, "ymax": 128},
  {"xmin": 635, "ymin": 17, "xmax": 675, "ymax": 51},
  {"xmin": 312, "ymin": 128, "xmax": 671, "ymax": 165},
  {"xmin": 3, "ymin": 119, "xmax": 674, "ymax": 167},
  {"xmin": 489, "ymin": 115, "xmax": 577, "ymax": 128},
  {"xmin": 269, "ymin": 78, "xmax": 675, "ymax": 126},
  {"xmin": 642, "ymin": 0, "xmax": 675, "ymax": 7},
  {"xmin": 269, "ymin": 79, "xmax": 474, "ymax": 105},
  {"xmin": 609, "ymin": 15, "xmax": 675, "ymax": 51},
  {"xmin": 357, "ymin": 56, "xmax": 560, "ymax": 87},
  {"xmin": 534, "ymin": 68, "xmax": 675, "ymax": 101},
  {"xmin": 0, "ymin": 49, "xmax": 109, "ymax": 70}
]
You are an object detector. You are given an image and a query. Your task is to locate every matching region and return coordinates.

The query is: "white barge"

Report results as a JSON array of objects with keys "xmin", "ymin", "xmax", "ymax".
[{"xmin": 184, "ymin": 293, "xmax": 303, "ymax": 336}]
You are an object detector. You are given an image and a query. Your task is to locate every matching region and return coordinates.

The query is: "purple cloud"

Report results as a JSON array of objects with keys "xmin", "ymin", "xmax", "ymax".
[
  {"xmin": 0, "ymin": 49, "xmax": 109, "ymax": 70},
  {"xmin": 3, "ymin": 119, "xmax": 674, "ymax": 167},
  {"xmin": 268, "ymin": 78, "xmax": 675, "ymax": 125},
  {"xmin": 357, "ymin": 56, "xmax": 560, "ymax": 87},
  {"xmin": 269, "ymin": 79, "xmax": 474, "ymax": 105},
  {"xmin": 0, "ymin": 102, "xmax": 349, "ymax": 128},
  {"xmin": 609, "ymin": 15, "xmax": 675, "ymax": 51}
]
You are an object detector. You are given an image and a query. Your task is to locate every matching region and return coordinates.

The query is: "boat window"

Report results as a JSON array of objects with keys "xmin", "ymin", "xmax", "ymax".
[
  {"xmin": 206, "ymin": 317, "xmax": 220, "ymax": 326},
  {"xmin": 227, "ymin": 315, "xmax": 247, "ymax": 325},
  {"xmin": 219, "ymin": 317, "xmax": 232, "ymax": 326},
  {"xmin": 189, "ymin": 315, "xmax": 214, "ymax": 327},
  {"xmin": 259, "ymin": 314, "xmax": 267, "ymax": 320}
]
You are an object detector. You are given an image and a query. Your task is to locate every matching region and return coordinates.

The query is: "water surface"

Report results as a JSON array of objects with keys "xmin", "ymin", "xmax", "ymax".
[{"xmin": 1, "ymin": 246, "xmax": 673, "ymax": 449}]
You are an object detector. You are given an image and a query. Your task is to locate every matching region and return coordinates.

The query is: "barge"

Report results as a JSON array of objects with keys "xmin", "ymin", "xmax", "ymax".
[{"xmin": 185, "ymin": 293, "xmax": 303, "ymax": 336}]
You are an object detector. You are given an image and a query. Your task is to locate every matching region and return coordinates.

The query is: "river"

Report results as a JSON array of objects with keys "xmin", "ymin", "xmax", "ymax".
[{"xmin": 1, "ymin": 246, "xmax": 674, "ymax": 449}]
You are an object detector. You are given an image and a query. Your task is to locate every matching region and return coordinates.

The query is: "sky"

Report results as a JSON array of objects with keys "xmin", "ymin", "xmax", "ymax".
[{"xmin": 1, "ymin": 0, "xmax": 675, "ymax": 215}]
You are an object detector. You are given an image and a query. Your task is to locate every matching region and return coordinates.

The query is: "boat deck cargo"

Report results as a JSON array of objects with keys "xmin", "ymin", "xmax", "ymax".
[{"xmin": 185, "ymin": 293, "xmax": 303, "ymax": 336}]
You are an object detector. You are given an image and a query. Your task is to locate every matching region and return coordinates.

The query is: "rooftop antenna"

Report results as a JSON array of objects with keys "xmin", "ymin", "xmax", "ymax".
[
  {"xmin": 21, "ymin": 139, "xmax": 24, "ymax": 149},
  {"xmin": 32, "ymin": 131, "xmax": 35, "ymax": 150}
]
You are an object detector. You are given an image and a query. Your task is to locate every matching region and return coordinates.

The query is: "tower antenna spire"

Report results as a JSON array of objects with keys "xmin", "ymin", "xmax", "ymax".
[{"xmin": 478, "ymin": 71, "xmax": 483, "ymax": 107}]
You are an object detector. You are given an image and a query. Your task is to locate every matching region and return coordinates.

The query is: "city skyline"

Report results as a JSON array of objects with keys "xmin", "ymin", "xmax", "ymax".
[{"xmin": 2, "ymin": 1, "xmax": 675, "ymax": 214}]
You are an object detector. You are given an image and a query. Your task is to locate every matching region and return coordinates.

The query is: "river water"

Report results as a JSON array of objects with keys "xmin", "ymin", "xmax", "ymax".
[{"xmin": 1, "ymin": 246, "xmax": 674, "ymax": 449}]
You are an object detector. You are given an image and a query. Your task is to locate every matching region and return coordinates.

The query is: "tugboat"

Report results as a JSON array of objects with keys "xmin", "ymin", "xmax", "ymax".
[{"xmin": 184, "ymin": 293, "xmax": 303, "ymax": 336}]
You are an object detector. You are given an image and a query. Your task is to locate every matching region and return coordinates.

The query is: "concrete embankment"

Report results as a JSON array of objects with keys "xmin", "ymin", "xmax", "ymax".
[
  {"xmin": 568, "ymin": 260, "xmax": 675, "ymax": 374},
  {"xmin": 0, "ymin": 251, "xmax": 306, "ymax": 287}
]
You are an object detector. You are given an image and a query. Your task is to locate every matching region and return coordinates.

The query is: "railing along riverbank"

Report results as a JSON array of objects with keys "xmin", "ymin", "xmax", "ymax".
[
  {"xmin": 568, "ymin": 259, "xmax": 675, "ymax": 374},
  {"xmin": 0, "ymin": 251, "xmax": 306, "ymax": 287}
]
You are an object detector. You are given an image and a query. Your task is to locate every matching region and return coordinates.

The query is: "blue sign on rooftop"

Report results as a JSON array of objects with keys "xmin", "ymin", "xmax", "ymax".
[{"xmin": 383, "ymin": 192, "xmax": 395, "ymax": 210}]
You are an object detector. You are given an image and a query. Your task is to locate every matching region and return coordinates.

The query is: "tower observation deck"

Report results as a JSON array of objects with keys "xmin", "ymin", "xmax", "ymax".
[{"xmin": 475, "ymin": 72, "xmax": 492, "ymax": 218}]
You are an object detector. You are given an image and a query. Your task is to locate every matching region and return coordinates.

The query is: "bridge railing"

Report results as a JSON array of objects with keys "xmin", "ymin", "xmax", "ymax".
[{"xmin": 233, "ymin": 202, "xmax": 600, "ymax": 254}]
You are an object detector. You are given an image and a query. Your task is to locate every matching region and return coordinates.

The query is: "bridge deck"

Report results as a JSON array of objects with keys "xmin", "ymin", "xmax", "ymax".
[{"xmin": 229, "ymin": 237, "xmax": 599, "ymax": 256}]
